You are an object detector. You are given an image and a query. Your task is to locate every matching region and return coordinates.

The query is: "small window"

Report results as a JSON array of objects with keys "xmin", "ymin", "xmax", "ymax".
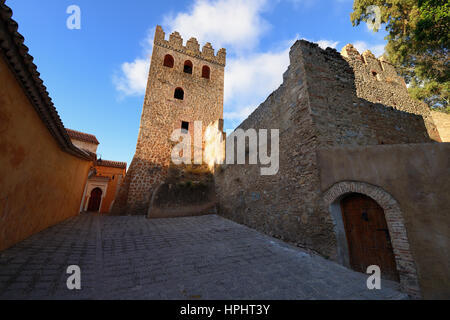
[
  {"xmin": 181, "ymin": 121, "xmax": 189, "ymax": 132},
  {"xmin": 202, "ymin": 66, "xmax": 210, "ymax": 79},
  {"xmin": 163, "ymin": 54, "xmax": 174, "ymax": 68},
  {"xmin": 174, "ymin": 87, "xmax": 184, "ymax": 100},
  {"xmin": 184, "ymin": 60, "xmax": 193, "ymax": 74}
]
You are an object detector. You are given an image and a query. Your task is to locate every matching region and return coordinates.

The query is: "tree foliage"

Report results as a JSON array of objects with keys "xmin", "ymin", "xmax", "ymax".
[{"xmin": 350, "ymin": 0, "xmax": 449, "ymax": 112}]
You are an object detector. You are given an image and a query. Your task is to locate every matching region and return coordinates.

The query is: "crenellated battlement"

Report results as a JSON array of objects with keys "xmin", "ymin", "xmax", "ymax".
[
  {"xmin": 338, "ymin": 43, "xmax": 440, "ymax": 141},
  {"xmin": 340, "ymin": 44, "xmax": 406, "ymax": 87},
  {"xmin": 154, "ymin": 25, "xmax": 226, "ymax": 66}
]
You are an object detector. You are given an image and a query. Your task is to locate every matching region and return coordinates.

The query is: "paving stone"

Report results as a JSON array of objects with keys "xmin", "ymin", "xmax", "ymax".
[{"xmin": 0, "ymin": 214, "xmax": 408, "ymax": 300}]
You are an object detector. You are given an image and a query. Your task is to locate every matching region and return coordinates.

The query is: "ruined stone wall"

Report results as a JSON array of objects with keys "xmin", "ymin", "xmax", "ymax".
[
  {"xmin": 341, "ymin": 44, "xmax": 441, "ymax": 142},
  {"xmin": 112, "ymin": 26, "xmax": 225, "ymax": 215},
  {"xmin": 431, "ymin": 111, "xmax": 450, "ymax": 142},
  {"xmin": 216, "ymin": 40, "xmax": 433, "ymax": 260},
  {"xmin": 301, "ymin": 42, "xmax": 431, "ymax": 147},
  {"xmin": 216, "ymin": 41, "xmax": 336, "ymax": 257}
]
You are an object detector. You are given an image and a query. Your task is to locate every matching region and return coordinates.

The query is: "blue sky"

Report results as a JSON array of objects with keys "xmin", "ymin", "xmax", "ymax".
[{"xmin": 7, "ymin": 0, "xmax": 387, "ymax": 166}]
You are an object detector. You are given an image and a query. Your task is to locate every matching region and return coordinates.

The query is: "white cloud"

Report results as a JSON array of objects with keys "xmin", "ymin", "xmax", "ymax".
[
  {"xmin": 113, "ymin": 58, "xmax": 149, "ymax": 97},
  {"xmin": 352, "ymin": 40, "xmax": 385, "ymax": 57},
  {"xmin": 224, "ymin": 106, "xmax": 256, "ymax": 121},
  {"xmin": 113, "ymin": 28, "xmax": 154, "ymax": 97},
  {"xmin": 298, "ymin": 34, "xmax": 339, "ymax": 50},
  {"xmin": 223, "ymin": 41, "xmax": 293, "ymax": 124},
  {"xmin": 225, "ymin": 49, "xmax": 290, "ymax": 103},
  {"xmin": 222, "ymin": 36, "xmax": 339, "ymax": 124},
  {"xmin": 224, "ymin": 34, "xmax": 339, "ymax": 104},
  {"xmin": 113, "ymin": 0, "xmax": 271, "ymax": 98},
  {"xmin": 316, "ymin": 40, "xmax": 339, "ymax": 50},
  {"xmin": 164, "ymin": 0, "xmax": 269, "ymax": 51}
]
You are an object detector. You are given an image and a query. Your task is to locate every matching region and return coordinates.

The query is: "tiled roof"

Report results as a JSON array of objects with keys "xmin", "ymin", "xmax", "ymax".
[
  {"xmin": 66, "ymin": 128, "xmax": 100, "ymax": 145},
  {"xmin": 95, "ymin": 159, "xmax": 127, "ymax": 169},
  {"xmin": 0, "ymin": 2, "xmax": 92, "ymax": 161}
]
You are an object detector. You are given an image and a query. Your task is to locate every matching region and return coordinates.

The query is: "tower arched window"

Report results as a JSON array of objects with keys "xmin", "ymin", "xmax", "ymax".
[
  {"xmin": 163, "ymin": 54, "xmax": 174, "ymax": 68},
  {"xmin": 202, "ymin": 66, "xmax": 210, "ymax": 79},
  {"xmin": 183, "ymin": 60, "xmax": 193, "ymax": 74},
  {"xmin": 174, "ymin": 87, "xmax": 184, "ymax": 100}
]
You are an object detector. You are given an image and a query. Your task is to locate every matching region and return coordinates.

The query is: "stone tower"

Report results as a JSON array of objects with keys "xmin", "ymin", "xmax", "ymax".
[{"xmin": 112, "ymin": 25, "xmax": 226, "ymax": 215}]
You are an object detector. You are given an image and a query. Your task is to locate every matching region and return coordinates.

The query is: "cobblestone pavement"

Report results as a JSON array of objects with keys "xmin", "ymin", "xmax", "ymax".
[{"xmin": 0, "ymin": 214, "xmax": 408, "ymax": 300}]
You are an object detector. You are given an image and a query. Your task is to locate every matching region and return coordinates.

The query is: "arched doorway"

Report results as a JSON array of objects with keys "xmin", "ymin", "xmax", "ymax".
[
  {"xmin": 87, "ymin": 187, "xmax": 102, "ymax": 212},
  {"xmin": 323, "ymin": 181, "xmax": 421, "ymax": 297},
  {"xmin": 341, "ymin": 193, "xmax": 399, "ymax": 281}
]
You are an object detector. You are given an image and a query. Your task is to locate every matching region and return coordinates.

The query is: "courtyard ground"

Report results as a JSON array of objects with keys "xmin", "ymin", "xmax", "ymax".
[{"xmin": 0, "ymin": 214, "xmax": 407, "ymax": 300}]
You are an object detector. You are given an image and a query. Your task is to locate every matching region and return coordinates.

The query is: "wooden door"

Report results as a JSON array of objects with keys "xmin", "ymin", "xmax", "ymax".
[
  {"xmin": 87, "ymin": 188, "xmax": 102, "ymax": 212},
  {"xmin": 341, "ymin": 193, "xmax": 399, "ymax": 281}
]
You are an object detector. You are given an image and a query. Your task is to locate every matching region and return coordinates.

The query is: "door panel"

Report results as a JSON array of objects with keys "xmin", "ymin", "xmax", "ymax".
[
  {"xmin": 87, "ymin": 188, "xmax": 102, "ymax": 212},
  {"xmin": 341, "ymin": 193, "xmax": 399, "ymax": 282}
]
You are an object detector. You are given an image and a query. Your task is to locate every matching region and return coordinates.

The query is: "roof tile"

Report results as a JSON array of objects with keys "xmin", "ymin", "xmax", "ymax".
[
  {"xmin": 66, "ymin": 128, "xmax": 100, "ymax": 145},
  {"xmin": 96, "ymin": 159, "xmax": 127, "ymax": 169}
]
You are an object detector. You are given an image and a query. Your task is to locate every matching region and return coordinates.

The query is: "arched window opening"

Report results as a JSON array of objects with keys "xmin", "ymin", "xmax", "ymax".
[
  {"xmin": 184, "ymin": 60, "xmax": 193, "ymax": 74},
  {"xmin": 174, "ymin": 87, "xmax": 184, "ymax": 100},
  {"xmin": 202, "ymin": 66, "xmax": 210, "ymax": 79},
  {"xmin": 163, "ymin": 54, "xmax": 174, "ymax": 68}
]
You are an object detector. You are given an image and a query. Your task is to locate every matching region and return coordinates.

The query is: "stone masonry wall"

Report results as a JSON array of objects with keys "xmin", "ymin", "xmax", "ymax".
[
  {"xmin": 341, "ymin": 44, "xmax": 441, "ymax": 142},
  {"xmin": 302, "ymin": 43, "xmax": 431, "ymax": 147},
  {"xmin": 215, "ymin": 40, "xmax": 433, "ymax": 260},
  {"xmin": 216, "ymin": 41, "xmax": 334, "ymax": 255},
  {"xmin": 431, "ymin": 111, "xmax": 450, "ymax": 142},
  {"xmin": 112, "ymin": 26, "xmax": 225, "ymax": 215}
]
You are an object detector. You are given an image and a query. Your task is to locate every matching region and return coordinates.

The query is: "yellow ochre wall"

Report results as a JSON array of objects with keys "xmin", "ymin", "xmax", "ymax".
[
  {"xmin": 81, "ymin": 165, "xmax": 126, "ymax": 213},
  {"xmin": 97, "ymin": 165, "xmax": 126, "ymax": 213},
  {"xmin": 0, "ymin": 56, "xmax": 91, "ymax": 251}
]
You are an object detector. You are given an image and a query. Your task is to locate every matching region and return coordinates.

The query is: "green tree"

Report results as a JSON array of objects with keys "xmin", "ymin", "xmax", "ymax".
[{"xmin": 350, "ymin": 0, "xmax": 449, "ymax": 113}]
